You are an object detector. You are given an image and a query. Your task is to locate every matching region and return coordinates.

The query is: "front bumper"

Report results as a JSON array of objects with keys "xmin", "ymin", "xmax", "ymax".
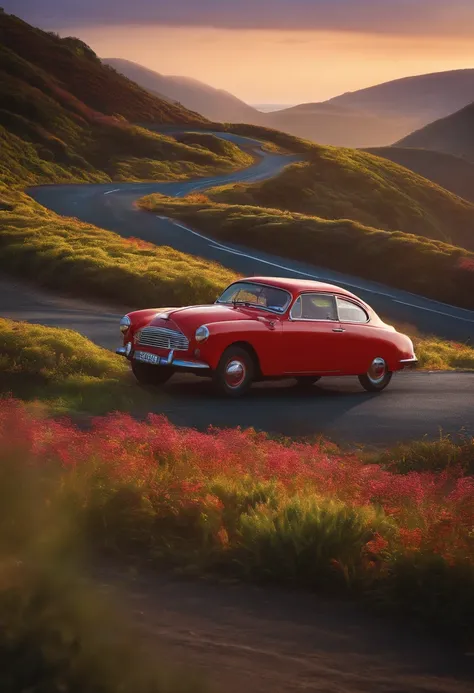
[
  {"xmin": 116, "ymin": 345, "xmax": 210, "ymax": 370},
  {"xmin": 400, "ymin": 356, "xmax": 418, "ymax": 369}
]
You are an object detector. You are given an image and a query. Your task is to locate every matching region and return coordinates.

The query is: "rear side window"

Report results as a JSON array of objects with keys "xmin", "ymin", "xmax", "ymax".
[
  {"xmin": 336, "ymin": 297, "xmax": 369, "ymax": 323},
  {"xmin": 291, "ymin": 294, "xmax": 337, "ymax": 321}
]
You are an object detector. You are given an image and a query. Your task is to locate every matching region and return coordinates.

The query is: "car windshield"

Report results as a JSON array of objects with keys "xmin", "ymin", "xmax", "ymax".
[{"xmin": 216, "ymin": 282, "xmax": 290, "ymax": 314}]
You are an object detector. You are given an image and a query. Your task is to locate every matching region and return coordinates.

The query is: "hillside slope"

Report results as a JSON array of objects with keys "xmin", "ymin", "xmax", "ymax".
[
  {"xmin": 265, "ymin": 102, "xmax": 417, "ymax": 148},
  {"xmin": 396, "ymin": 102, "xmax": 474, "ymax": 163},
  {"xmin": 104, "ymin": 58, "xmax": 265, "ymax": 124},
  {"xmin": 0, "ymin": 13, "xmax": 206, "ymax": 124},
  {"xmin": 0, "ymin": 12, "xmax": 253, "ymax": 187},
  {"xmin": 207, "ymin": 146, "xmax": 474, "ymax": 250},
  {"xmin": 326, "ymin": 69, "xmax": 474, "ymax": 122},
  {"xmin": 365, "ymin": 147, "xmax": 474, "ymax": 203}
]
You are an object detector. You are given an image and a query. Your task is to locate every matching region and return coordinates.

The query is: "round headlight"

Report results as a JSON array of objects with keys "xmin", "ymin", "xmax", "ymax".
[
  {"xmin": 195, "ymin": 325, "xmax": 210, "ymax": 343},
  {"xmin": 119, "ymin": 315, "xmax": 131, "ymax": 334}
]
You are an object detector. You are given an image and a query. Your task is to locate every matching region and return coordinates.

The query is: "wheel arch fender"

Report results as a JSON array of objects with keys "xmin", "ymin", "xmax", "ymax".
[{"xmin": 223, "ymin": 340, "xmax": 262, "ymax": 378}]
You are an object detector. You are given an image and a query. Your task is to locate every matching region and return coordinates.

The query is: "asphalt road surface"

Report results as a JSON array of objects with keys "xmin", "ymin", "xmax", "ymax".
[
  {"xmin": 2, "ymin": 277, "xmax": 473, "ymax": 445},
  {"xmin": 2, "ymin": 132, "xmax": 473, "ymax": 443},
  {"xmin": 27, "ymin": 133, "xmax": 474, "ymax": 343}
]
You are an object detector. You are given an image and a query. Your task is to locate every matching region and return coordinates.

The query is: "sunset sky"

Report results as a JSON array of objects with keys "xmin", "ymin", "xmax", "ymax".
[{"xmin": 6, "ymin": 1, "xmax": 474, "ymax": 104}]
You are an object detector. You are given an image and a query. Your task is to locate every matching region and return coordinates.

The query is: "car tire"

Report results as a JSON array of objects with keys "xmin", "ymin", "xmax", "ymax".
[
  {"xmin": 295, "ymin": 376, "xmax": 321, "ymax": 387},
  {"xmin": 213, "ymin": 346, "xmax": 255, "ymax": 397},
  {"xmin": 131, "ymin": 361, "xmax": 173, "ymax": 387},
  {"xmin": 358, "ymin": 357, "xmax": 392, "ymax": 392}
]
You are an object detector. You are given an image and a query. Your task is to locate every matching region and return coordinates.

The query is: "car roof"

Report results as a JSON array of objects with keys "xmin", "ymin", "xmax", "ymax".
[{"xmin": 240, "ymin": 276, "xmax": 360, "ymax": 300}]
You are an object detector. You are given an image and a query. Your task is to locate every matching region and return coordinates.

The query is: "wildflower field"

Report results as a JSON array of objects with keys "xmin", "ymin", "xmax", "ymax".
[{"xmin": 2, "ymin": 399, "xmax": 473, "ymax": 642}]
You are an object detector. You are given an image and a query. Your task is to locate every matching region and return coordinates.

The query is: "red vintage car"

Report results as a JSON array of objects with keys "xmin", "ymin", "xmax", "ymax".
[{"xmin": 116, "ymin": 277, "xmax": 417, "ymax": 397}]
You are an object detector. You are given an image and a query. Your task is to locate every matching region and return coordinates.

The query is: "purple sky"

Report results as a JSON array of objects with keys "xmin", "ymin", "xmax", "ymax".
[{"xmin": 4, "ymin": 0, "xmax": 474, "ymax": 36}]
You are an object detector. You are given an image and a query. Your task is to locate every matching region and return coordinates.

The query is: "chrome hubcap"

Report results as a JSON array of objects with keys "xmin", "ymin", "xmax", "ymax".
[
  {"xmin": 225, "ymin": 359, "xmax": 246, "ymax": 388},
  {"xmin": 368, "ymin": 357, "xmax": 387, "ymax": 384}
]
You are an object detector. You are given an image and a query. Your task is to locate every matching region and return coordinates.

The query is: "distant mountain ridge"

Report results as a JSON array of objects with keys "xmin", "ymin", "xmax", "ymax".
[
  {"xmin": 395, "ymin": 102, "xmax": 474, "ymax": 163},
  {"xmin": 104, "ymin": 58, "xmax": 265, "ymax": 124},
  {"xmin": 327, "ymin": 69, "xmax": 474, "ymax": 122}
]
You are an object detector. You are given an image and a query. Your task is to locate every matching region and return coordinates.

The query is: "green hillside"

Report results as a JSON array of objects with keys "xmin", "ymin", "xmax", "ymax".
[
  {"xmin": 207, "ymin": 146, "xmax": 474, "ymax": 251},
  {"xmin": 0, "ymin": 11, "xmax": 252, "ymax": 187},
  {"xmin": 0, "ymin": 11, "xmax": 206, "ymax": 124}
]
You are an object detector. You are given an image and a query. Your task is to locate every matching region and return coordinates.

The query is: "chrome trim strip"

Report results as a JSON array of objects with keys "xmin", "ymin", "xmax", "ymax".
[
  {"xmin": 400, "ymin": 357, "xmax": 418, "ymax": 364},
  {"xmin": 138, "ymin": 325, "xmax": 189, "ymax": 351},
  {"xmin": 172, "ymin": 359, "xmax": 210, "ymax": 370},
  {"xmin": 132, "ymin": 350, "xmax": 210, "ymax": 370}
]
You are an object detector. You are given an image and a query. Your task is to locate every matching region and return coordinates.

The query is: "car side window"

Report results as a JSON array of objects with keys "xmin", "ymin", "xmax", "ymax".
[
  {"xmin": 336, "ymin": 297, "xmax": 369, "ymax": 323},
  {"xmin": 291, "ymin": 294, "xmax": 337, "ymax": 321}
]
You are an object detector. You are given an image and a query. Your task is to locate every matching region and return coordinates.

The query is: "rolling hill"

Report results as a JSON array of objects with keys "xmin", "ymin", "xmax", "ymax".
[
  {"xmin": 104, "ymin": 58, "xmax": 265, "ymax": 124},
  {"xmin": 206, "ymin": 144, "xmax": 474, "ymax": 250},
  {"xmin": 365, "ymin": 147, "xmax": 474, "ymax": 203},
  {"xmin": 260, "ymin": 69, "xmax": 474, "ymax": 148},
  {"xmin": 326, "ymin": 69, "xmax": 474, "ymax": 123},
  {"xmin": 396, "ymin": 102, "xmax": 474, "ymax": 163},
  {"xmin": 264, "ymin": 102, "xmax": 416, "ymax": 148},
  {"xmin": 0, "ymin": 11, "xmax": 253, "ymax": 188}
]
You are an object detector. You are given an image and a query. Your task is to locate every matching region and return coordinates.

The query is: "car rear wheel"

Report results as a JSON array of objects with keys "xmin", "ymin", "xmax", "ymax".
[
  {"xmin": 358, "ymin": 357, "xmax": 392, "ymax": 392},
  {"xmin": 214, "ymin": 346, "xmax": 255, "ymax": 397},
  {"xmin": 131, "ymin": 361, "xmax": 173, "ymax": 387},
  {"xmin": 295, "ymin": 376, "xmax": 321, "ymax": 387}
]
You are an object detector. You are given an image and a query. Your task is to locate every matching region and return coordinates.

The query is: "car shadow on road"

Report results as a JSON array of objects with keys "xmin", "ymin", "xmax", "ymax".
[{"xmin": 135, "ymin": 375, "xmax": 382, "ymax": 440}]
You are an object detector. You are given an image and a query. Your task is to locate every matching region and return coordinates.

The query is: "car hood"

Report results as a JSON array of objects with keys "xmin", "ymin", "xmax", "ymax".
[{"xmin": 150, "ymin": 304, "xmax": 267, "ymax": 334}]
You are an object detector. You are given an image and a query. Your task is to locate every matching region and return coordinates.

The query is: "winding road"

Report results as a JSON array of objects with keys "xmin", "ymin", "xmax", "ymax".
[
  {"xmin": 3, "ymin": 135, "xmax": 474, "ymax": 693},
  {"xmin": 2, "ymin": 132, "xmax": 474, "ymax": 443}
]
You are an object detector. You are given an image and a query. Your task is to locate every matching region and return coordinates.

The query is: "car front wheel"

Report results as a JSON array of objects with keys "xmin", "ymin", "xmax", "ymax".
[
  {"xmin": 131, "ymin": 361, "xmax": 173, "ymax": 387},
  {"xmin": 214, "ymin": 346, "xmax": 255, "ymax": 397},
  {"xmin": 358, "ymin": 357, "xmax": 392, "ymax": 392}
]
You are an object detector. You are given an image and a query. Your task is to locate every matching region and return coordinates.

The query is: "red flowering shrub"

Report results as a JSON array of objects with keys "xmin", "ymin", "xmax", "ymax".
[{"xmin": 0, "ymin": 399, "xmax": 473, "ymax": 639}]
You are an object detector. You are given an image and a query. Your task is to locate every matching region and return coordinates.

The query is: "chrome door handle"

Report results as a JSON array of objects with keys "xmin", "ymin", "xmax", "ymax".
[{"xmin": 332, "ymin": 327, "xmax": 345, "ymax": 333}]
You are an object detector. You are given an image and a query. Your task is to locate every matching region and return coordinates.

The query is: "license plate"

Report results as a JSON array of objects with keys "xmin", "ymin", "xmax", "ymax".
[{"xmin": 134, "ymin": 351, "xmax": 160, "ymax": 365}]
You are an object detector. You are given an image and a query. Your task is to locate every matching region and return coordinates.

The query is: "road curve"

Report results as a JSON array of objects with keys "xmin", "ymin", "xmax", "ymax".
[
  {"xmin": 1, "ymin": 277, "xmax": 473, "ymax": 445},
  {"xmin": 27, "ymin": 132, "xmax": 474, "ymax": 343},
  {"xmin": 1, "ymin": 132, "xmax": 473, "ymax": 443}
]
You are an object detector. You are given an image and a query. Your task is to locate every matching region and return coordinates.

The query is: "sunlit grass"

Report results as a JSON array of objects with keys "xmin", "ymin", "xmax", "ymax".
[
  {"xmin": 0, "ymin": 317, "xmax": 157, "ymax": 415},
  {"xmin": 139, "ymin": 193, "xmax": 474, "ymax": 311},
  {"xmin": 0, "ymin": 187, "xmax": 235, "ymax": 308}
]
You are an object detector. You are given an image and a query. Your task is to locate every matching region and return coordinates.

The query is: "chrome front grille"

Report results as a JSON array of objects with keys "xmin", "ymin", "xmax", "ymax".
[{"xmin": 137, "ymin": 326, "xmax": 189, "ymax": 351}]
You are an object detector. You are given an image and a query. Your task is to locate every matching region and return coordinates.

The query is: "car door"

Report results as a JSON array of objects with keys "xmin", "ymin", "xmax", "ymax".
[
  {"xmin": 282, "ymin": 293, "xmax": 344, "ymax": 374},
  {"xmin": 334, "ymin": 296, "xmax": 373, "ymax": 373}
]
